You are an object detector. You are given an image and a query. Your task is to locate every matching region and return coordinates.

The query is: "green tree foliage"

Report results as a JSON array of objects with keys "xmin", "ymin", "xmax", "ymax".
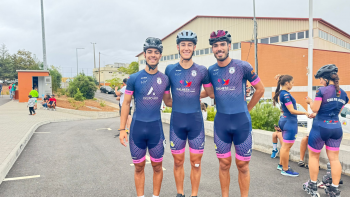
[
  {"xmin": 48, "ymin": 66, "xmax": 62, "ymax": 92},
  {"xmin": 74, "ymin": 88, "xmax": 85, "ymax": 101},
  {"xmin": 106, "ymin": 77, "xmax": 122, "ymax": 89},
  {"xmin": 117, "ymin": 61, "xmax": 139, "ymax": 75},
  {"xmin": 0, "ymin": 44, "xmax": 42, "ymax": 80},
  {"xmin": 207, "ymin": 106, "xmax": 216, "ymax": 121},
  {"xmin": 67, "ymin": 73, "xmax": 97, "ymax": 99},
  {"xmin": 250, "ymin": 102, "xmax": 281, "ymax": 131}
]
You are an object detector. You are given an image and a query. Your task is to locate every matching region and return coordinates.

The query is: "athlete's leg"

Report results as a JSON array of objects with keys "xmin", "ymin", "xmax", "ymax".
[
  {"xmin": 218, "ymin": 157, "xmax": 232, "ymax": 197},
  {"xmin": 326, "ymin": 149, "xmax": 341, "ymax": 185},
  {"xmin": 277, "ymin": 132, "xmax": 283, "ymax": 145},
  {"xmin": 308, "ymin": 149, "xmax": 320, "ymax": 181},
  {"xmin": 280, "ymin": 142, "xmax": 294, "ymax": 171},
  {"xmin": 151, "ymin": 161, "xmax": 163, "ymax": 196},
  {"xmin": 189, "ymin": 152, "xmax": 203, "ymax": 196},
  {"xmin": 272, "ymin": 131, "xmax": 278, "ymax": 143},
  {"xmin": 134, "ymin": 161, "xmax": 146, "ymax": 196},
  {"xmin": 173, "ymin": 153, "xmax": 185, "ymax": 195},
  {"xmin": 236, "ymin": 159, "xmax": 250, "ymax": 197},
  {"xmin": 299, "ymin": 136, "xmax": 308, "ymax": 162},
  {"xmin": 307, "ymin": 123, "xmax": 324, "ymax": 182}
]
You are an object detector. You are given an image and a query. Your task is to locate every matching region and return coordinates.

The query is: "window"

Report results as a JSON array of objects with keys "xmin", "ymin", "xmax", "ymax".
[
  {"xmin": 193, "ymin": 51, "xmax": 196, "ymax": 56},
  {"xmin": 270, "ymin": 36, "xmax": 279, "ymax": 43},
  {"xmin": 200, "ymin": 49, "xmax": 204, "ymax": 55},
  {"xmin": 290, "ymin": 33, "xmax": 296, "ymax": 40},
  {"xmin": 306, "ymin": 30, "xmax": 309, "ymax": 38},
  {"xmin": 260, "ymin": 38, "xmax": 269, "ymax": 44},
  {"xmin": 282, "ymin": 34, "xmax": 288, "ymax": 42},
  {"xmin": 175, "ymin": 54, "xmax": 178, "ymax": 59},
  {"xmin": 233, "ymin": 43, "xmax": 240, "ymax": 49},
  {"xmin": 171, "ymin": 55, "xmax": 174, "ymax": 60},
  {"xmin": 210, "ymin": 48, "xmax": 213, "ymax": 53},
  {"xmin": 298, "ymin": 32, "xmax": 305, "ymax": 39},
  {"xmin": 196, "ymin": 50, "xmax": 199, "ymax": 56},
  {"xmin": 205, "ymin": 48, "xmax": 209, "ymax": 54}
]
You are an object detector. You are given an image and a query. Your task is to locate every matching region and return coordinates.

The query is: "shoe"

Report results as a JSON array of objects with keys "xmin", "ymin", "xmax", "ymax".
[
  {"xmin": 33, "ymin": 113, "xmax": 36, "ymax": 116},
  {"xmin": 281, "ymin": 168, "xmax": 299, "ymax": 177},
  {"xmin": 298, "ymin": 160, "xmax": 305, "ymax": 167},
  {"xmin": 277, "ymin": 164, "xmax": 291, "ymax": 171},
  {"xmin": 325, "ymin": 185, "xmax": 341, "ymax": 197},
  {"xmin": 176, "ymin": 194, "xmax": 185, "ymax": 197},
  {"xmin": 271, "ymin": 149, "xmax": 279, "ymax": 158}
]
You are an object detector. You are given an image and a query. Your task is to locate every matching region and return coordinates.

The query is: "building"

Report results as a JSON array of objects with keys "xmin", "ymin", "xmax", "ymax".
[
  {"xmin": 136, "ymin": 16, "xmax": 350, "ymax": 108},
  {"xmin": 92, "ymin": 62, "xmax": 129, "ymax": 84}
]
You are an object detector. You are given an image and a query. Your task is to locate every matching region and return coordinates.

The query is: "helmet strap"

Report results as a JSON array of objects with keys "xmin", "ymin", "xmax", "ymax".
[{"xmin": 146, "ymin": 61, "xmax": 158, "ymax": 71}]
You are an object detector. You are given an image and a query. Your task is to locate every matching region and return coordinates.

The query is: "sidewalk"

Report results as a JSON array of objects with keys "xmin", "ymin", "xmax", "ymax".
[{"xmin": 0, "ymin": 100, "xmax": 91, "ymax": 185}]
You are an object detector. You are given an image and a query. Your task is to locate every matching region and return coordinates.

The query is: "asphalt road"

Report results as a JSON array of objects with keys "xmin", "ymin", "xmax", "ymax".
[
  {"xmin": 94, "ymin": 89, "xmax": 120, "ymax": 105},
  {"xmin": 0, "ymin": 95, "xmax": 11, "ymax": 106},
  {"xmin": 0, "ymin": 118, "xmax": 349, "ymax": 197}
]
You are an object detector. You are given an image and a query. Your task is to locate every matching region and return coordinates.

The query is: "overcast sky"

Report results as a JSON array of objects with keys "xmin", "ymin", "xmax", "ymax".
[{"xmin": 1, "ymin": 0, "xmax": 349, "ymax": 77}]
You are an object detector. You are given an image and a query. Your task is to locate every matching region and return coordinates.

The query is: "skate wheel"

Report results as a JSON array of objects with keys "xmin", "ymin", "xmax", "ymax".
[
  {"xmin": 307, "ymin": 188, "xmax": 311, "ymax": 194},
  {"xmin": 303, "ymin": 184, "xmax": 307, "ymax": 191},
  {"xmin": 324, "ymin": 188, "xmax": 329, "ymax": 195}
]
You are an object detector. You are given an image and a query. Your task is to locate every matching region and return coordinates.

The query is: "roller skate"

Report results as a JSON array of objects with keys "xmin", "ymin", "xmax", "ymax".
[
  {"xmin": 303, "ymin": 180, "xmax": 320, "ymax": 197},
  {"xmin": 176, "ymin": 194, "xmax": 185, "ymax": 197},
  {"xmin": 324, "ymin": 185, "xmax": 341, "ymax": 197}
]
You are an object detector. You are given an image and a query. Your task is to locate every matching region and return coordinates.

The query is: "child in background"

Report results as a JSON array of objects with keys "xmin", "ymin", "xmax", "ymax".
[
  {"xmin": 27, "ymin": 95, "xmax": 36, "ymax": 115},
  {"xmin": 201, "ymin": 102, "xmax": 207, "ymax": 121}
]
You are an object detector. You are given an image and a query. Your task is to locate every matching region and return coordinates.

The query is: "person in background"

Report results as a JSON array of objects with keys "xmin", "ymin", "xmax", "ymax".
[
  {"xmin": 11, "ymin": 83, "xmax": 16, "ymax": 100},
  {"xmin": 298, "ymin": 135, "xmax": 309, "ymax": 167},
  {"xmin": 116, "ymin": 78, "xmax": 133, "ymax": 135},
  {"xmin": 48, "ymin": 95, "xmax": 57, "ymax": 111},
  {"xmin": 9, "ymin": 83, "xmax": 12, "ymax": 99},
  {"xmin": 271, "ymin": 107, "xmax": 284, "ymax": 158},
  {"xmin": 0, "ymin": 82, "xmax": 3, "ymax": 97},
  {"xmin": 29, "ymin": 87, "xmax": 39, "ymax": 109},
  {"xmin": 201, "ymin": 102, "xmax": 207, "ymax": 121},
  {"xmin": 41, "ymin": 95, "xmax": 50, "ymax": 110},
  {"xmin": 27, "ymin": 95, "xmax": 36, "ymax": 115}
]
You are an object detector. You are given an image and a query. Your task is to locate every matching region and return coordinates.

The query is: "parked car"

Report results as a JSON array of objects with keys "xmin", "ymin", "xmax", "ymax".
[
  {"xmin": 100, "ymin": 86, "xmax": 107, "ymax": 93},
  {"xmin": 340, "ymin": 104, "xmax": 350, "ymax": 134},
  {"xmin": 101, "ymin": 86, "xmax": 115, "ymax": 94}
]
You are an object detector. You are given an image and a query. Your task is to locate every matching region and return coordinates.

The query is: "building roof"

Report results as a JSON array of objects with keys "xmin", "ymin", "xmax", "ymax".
[
  {"xmin": 136, "ymin": 15, "xmax": 350, "ymax": 57},
  {"xmin": 16, "ymin": 70, "xmax": 50, "ymax": 73}
]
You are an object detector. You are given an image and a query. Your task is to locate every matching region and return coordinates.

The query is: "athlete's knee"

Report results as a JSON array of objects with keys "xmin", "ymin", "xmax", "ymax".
[
  {"xmin": 190, "ymin": 160, "xmax": 201, "ymax": 169},
  {"xmin": 219, "ymin": 159, "xmax": 231, "ymax": 171},
  {"xmin": 174, "ymin": 158, "xmax": 184, "ymax": 168},
  {"xmin": 236, "ymin": 161, "xmax": 249, "ymax": 174},
  {"xmin": 152, "ymin": 162, "xmax": 163, "ymax": 173},
  {"xmin": 134, "ymin": 164, "xmax": 145, "ymax": 174}
]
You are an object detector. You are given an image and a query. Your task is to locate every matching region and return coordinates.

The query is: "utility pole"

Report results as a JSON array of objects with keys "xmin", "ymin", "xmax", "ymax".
[
  {"xmin": 307, "ymin": 0, "xmax": 314, "ymax": 132},
  {"xmin": 253, "ymin": 0, "xmax": 258, "ymax": 74},
  {"xmin": 76, "ymin": 48, "xmax": 84, "ymax": 76},
  {"xmin": 91, "ymin": 42, "xmax": 97, "ymax": 68},
  {"xmin": 99, "ymin": 52, "xmax": 101, "ymax": 88},
  {"xmin": 40, "ymin": 0, "xmax": 48, "ymax": 70}
]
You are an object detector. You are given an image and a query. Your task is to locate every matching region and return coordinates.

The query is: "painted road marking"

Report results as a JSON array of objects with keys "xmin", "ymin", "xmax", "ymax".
[
  {"xmin": 96, "ymin": 128, "xmax": 112, "ymax": 131},
  {"xmin": 130, "ymin": 155, "xmax": 166, "ymax": 170},
  {"xmin": 34, "ymin": 132, "xmax": 51, "ymax": 133},
  {"xmin": 3, "ymin": 175, "xmax": 40, "ymax": 181}
]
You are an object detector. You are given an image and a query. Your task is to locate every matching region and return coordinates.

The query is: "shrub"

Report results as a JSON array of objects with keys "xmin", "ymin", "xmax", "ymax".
[
  {"xmin": 67, "ymin": 73, "xmax": 97, "ymax": 99},
  {"xmin": 207, "ymin": 106, "xmax": 216, "ymax": 121},
  {"xmin": 59, "ymin": 88, "xmax": 66, "ymax": 95},
  {"xmin": 250, "ymin": 103, "xmax": 280, "ymax": 131},
  {"xmin": 57, "ymin": 92, "xmax": 62, "ymax": 97},
  {"xmin": 163, "ymin": 107, "xmax": 172, "ymax": 113},
  {"xmin": 99, "ymin": 100, "xmax": 106, "ymax": 107},
  {"xmin": 74, "ymin": 88, "xmax": 85, "ymax": 101},
  {"xmin": 92, "ymin": 98, "xmax": 97, "ymax": 101}
]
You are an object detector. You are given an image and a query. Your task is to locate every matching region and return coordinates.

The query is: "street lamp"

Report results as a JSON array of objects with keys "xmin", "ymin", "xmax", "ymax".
[{"xmin": 76, "ymin": 48, "xmax": 84, "ymax": 76}]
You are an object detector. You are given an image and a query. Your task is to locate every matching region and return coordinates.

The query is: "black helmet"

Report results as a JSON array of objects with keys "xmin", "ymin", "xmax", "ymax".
[
  {"xmin": 209, "ymin": 30, "xmax": 232, "ymax": 45},
  {"xmin": 314, "ymin": 64, "xmax": 338, "ymax": 79},
  {"xmin": 176, "ymin": 30, "xmax": 197, "ymax": 45},
  {"xmin": 143, "ymin": 37, "xmax": 163, "ymax": 53}
]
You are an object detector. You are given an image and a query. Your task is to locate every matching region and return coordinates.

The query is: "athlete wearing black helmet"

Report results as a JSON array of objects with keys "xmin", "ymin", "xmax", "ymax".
[
  {"xmin": 143, "ymin": 37, "xmax": 163, "ymax": 71},
  {"xmin": 304, "ymin": 64, "xmax": 349, "ymax": 197},
  {"xmin": 119, "ymin": 37, "xmax": 172, "ymax": 197}
]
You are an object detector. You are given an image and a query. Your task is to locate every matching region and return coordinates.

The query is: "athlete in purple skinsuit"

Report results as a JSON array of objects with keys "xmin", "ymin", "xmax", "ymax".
[
  {"xmin": 164, "ymin": 30, "xmax": 214, "ymax": 197},
  {"xmin": 202, "ymin": 30, "xmax": 265, "ymax": 197},
  {"xmin": 119, "ymin": 37, "xmax": 172, "ymax": 197}
]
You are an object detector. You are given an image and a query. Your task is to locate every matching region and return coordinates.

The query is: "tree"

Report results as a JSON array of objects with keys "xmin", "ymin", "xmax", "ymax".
[
  {"xmin": 106, "ymin": 77, "xmax": 122, "ymax": 89},
  {"xmin": 67, "ymin": 73, "xmax": 97, "ymax": 99},
  {"xmin": 0, "ymin": 44, "xmax": 12, "ymax": 81},
  {"xmin": 48, "ymin": 66, "xmax": 62, "ymax": 92},
  {"xmin": 117, "ymin": 61, "xmax": 139, "ymax": 75}
]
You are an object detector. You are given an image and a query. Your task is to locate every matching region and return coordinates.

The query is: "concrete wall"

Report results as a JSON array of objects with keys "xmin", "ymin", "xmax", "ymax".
[{"xmin": 161, "ymin": 112, "xmax": 350, "ymax": 175}]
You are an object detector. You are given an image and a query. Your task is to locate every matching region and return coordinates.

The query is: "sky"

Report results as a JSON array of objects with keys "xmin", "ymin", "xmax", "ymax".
[{"xmin": 1, "ymin": 0, "xmax": 349, "ymax": 77}]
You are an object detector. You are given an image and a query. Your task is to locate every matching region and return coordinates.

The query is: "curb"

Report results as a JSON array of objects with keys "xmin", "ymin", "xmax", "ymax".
[
  {"xmin": 0, "ymin": 116, "xmax": 114, "ymax": 186},
  {"xmin": 55, "ymin": 107, "xmax": 119, "ymax": 118}
]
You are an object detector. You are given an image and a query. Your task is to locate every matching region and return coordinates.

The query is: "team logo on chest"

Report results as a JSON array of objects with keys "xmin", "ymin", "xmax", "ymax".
[
  {"xmin": 191, "ymin": 70, "xmax": 197, "ymax": 77},
  {"xmin": 157, "ymin": 77, "xmax": 162, "ymax": 84},
  {"xmin": 229, "ymin": 67, "xmax": 235, "ymax": 74}
]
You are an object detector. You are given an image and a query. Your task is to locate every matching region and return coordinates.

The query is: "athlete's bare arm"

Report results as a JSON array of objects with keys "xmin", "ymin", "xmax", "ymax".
[
  {"xmin": 119, "ymin": 94, "xmax": 132, "ymax": 147},
  {"xmin": 247, "ymin": 81, "xmax": 265, "ymax": 111},
  {"xmin": 203, "ymin": 86, "xmax": 214, "ymax": 99},
  {"xmin": 306, "ymin": 96, "xmax": 322, "ymax": 113},
  {"xmin": 163, "ymin": 93, "xmax": 172, "ymax": 107}
]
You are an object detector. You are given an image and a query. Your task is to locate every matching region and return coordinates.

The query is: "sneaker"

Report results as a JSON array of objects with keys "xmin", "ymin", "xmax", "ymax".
[
  {"xmin": 281, "ymin": 168, "xmax": 299, "ymax": 177},
  {"xmin": 298, "ymin": 160, "xmax": 305, "ymax": 167},
  {"xmin": 277, "ymin": 164, "xmax": 290, "ymax": 171},
  {"xmin": 271, "ymin": 149, "xmax": 279, "ymax": 158},
  {"xmin": 176, "ymin": 194, "xmax": 185, "ymax": 197}
]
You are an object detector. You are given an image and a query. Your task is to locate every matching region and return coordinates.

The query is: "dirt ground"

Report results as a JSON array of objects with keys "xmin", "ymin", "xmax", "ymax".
[
  {"xmin": 1, "ymin": 85, "xmax": 10, "ymax": 95},
  {"xmin": 55, "ymin": 95, "xmax": 117, "ymax": 112}
]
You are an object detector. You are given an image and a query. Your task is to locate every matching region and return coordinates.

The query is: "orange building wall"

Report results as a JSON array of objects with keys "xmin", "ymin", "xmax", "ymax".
[
  {"xmin": 242, "ymin": 42, "xmax": 350, "ymax": 107},
  {"xmin": 18, "ymin": 72, "xmax": 49, "ymax": 103}
]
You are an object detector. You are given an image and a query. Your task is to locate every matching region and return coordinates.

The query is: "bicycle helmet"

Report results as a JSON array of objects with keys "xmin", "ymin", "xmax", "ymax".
[
  {"xmin": 143, "ymin": 37, "xmax": 163, "ymax": 53},
  {"xmin": 209, "ymin": 30, "xmax": 232, "ymax": 45},
  {"xmin": 314, "ymin": 64, "xmax": 338, "ymax": 79},
  {"xmin": 176, "ymin": 30, "xmax": 197, "ymax": 45}
]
